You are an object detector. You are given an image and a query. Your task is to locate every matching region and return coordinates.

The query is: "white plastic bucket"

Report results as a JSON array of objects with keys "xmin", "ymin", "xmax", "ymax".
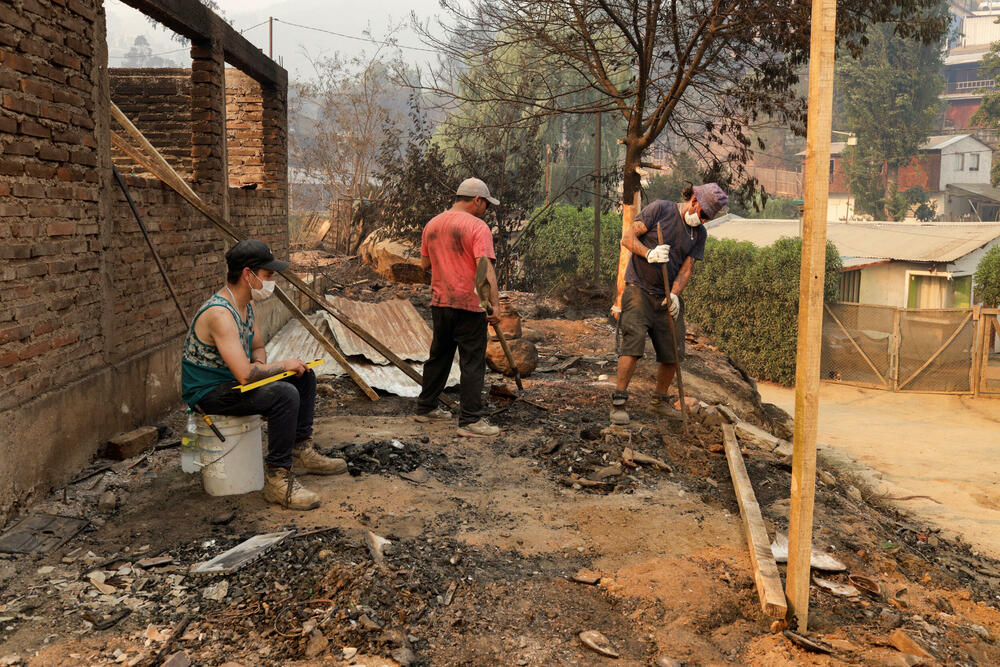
[{"xmin": 195, "ymin": 414, "xmax": 265, "ymax": 496}]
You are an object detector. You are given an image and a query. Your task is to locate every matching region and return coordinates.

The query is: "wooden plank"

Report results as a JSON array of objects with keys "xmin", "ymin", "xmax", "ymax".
[
  {"xmin": 722, "ymin": 425, "xmax": 787, "ymax": 619},
  {"xmin": 787, "ymin": 0, "xmax": 838, "ymax": 633},
  {"xmin": 823, "ymin": 303, "xmax": 888, "ymax": 387},
  {"xmin": 896, "ymin": 310, "xmax": 972, "ymax": 391}
]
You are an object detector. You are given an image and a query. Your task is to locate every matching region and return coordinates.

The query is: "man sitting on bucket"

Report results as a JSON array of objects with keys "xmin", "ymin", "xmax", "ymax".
[
  {"xmin": 181, "ymin": 239, "xmax": 346, "ymax": 510},
  {"xmin": 610, "ymin": 182, "xmax": 727, "ymax": 425}
]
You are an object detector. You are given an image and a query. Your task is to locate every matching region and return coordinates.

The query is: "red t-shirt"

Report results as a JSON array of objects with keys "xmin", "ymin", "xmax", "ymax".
[{"xmin": 421, "ymin": 210, "xmax": 496, "ymax": 312}]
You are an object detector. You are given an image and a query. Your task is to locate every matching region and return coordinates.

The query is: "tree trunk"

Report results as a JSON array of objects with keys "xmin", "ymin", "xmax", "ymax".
[
  {"xmin": 884, "ymin": 162, "xmax": 898, "ymax": 220},
  {"xmin": 612, "ymin": 143, "xmax": 644, "ymax": 312}
]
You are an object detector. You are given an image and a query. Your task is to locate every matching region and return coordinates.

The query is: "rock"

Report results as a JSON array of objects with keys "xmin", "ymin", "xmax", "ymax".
[
  {"xmin": 970, "ymin": 624, "xmax": 990, "ymax": 640},
  {"xmin": 358, "ymin": 230, "xmax": 428, "ymax": 284},
  {"xmin": 654, "ymin": 658, "xmax": 682, "ymax": 667},
  {"xmin": 202, "ymin": 580, "xmax": 228, "ymax": 601},
  {"xmin": 304, "ymin": 629, "xmax": 328, "ymax": 658},
  {"xmin": 342, "ymin": 647, "xmax": 358, "ymax": 660},
  {"xmin": 0, "ymin": 656, "xmax": 21, "ymax": 666},
  {"xmin": 486, "ymin": 338, "xmax": 538, "ymax": 377},
  {"xmin": 36, "ymin": 566, "xmax": 54, "ymax": 576},
  {"xmin": 571, "ymin": 569, "xmax": 601, "ymax": 585},
  {"xmin": 818, "ymin": 470, "xmax": 836, "ymax": 486},
  {"xmin": 98, "ymin": 491, "xmax": 116, "ymax": 513},
  {"xmin": 208, "ymin": 511, "xmax": 235, "ymax": 525},
  {"xmin": 847, "ymin": 485, "xmax": 864, "ymax": 502},
  {"xmin": 578, "ymin": 630, "xmax": 619, "ymax": 658},
  {"xmin": 889, "ymin": 628, "xmax": 933, "ymax": 659},
  {"xmin": 162, "ymin": 653, "xmax": 191, "ymax": 667},
  {"xmin": 522, "ymin": 327, "xmax": 544, "ymax": 343},
  {"xmin": 390, "ymin": 647, "xmax": 416, "ymax": 666},
  {"xmin": 106, "ymin": 425, "xmax": 159, "ymax": 460}
]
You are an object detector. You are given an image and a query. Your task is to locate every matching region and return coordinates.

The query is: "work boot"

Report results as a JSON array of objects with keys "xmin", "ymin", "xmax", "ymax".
[
  {"xmin": 415, "ymin": 406, "xmax": 453, "ymax": 423},
  {"xmin": 292, "ymin": 440, "xmax": 348, "ymax": 475},
  {"xmin": 650, "ymin": 392, "xmax": 684, "ymax": 421},
  {"xmin": 458, "ymin": 418, "xmax": 500, "ymax": 438},
  {"xmin": 609, "ymin": 390, "xmax": 629, "ymax": 425},
  {"xmin": 263, "ymin": 468, "xmax": 320, "ymax": 510}
]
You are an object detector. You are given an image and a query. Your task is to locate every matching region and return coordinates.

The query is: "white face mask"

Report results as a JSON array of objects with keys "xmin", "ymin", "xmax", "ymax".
[
  {"xmin": 684, "ymin": 208, "xmax": 703, "ymax": 227},
  {"xmin": 249, "ymin": 272, "xmax": 276, "ymax": 300}
]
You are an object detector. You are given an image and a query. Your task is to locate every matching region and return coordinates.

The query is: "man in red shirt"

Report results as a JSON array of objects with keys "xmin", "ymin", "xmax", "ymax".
[{"xmin": 416, "ymin": 178, "xmax": 501, "ymax": 437}]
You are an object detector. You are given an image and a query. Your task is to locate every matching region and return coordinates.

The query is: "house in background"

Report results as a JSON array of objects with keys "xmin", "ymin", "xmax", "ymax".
[
  {"xmin": 706, "ymin": 217, "xmax": 1000, "ymax": 308},
  {"xmin": 800, "ymin": 134, "xmax": 1000, "ymax": 221}
]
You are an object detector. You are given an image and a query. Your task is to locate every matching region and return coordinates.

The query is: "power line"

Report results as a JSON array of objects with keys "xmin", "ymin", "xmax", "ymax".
[
  {"xmin": 108, "ymin": 46, "xmax": 189, "ymax": 60},
  {"xmin": 240, "ymin": 19, "xmax": 270, "ymax": 35},
  {"xmin": 273, "ymin": 18, "xmax": 438, "ymax": 54}
]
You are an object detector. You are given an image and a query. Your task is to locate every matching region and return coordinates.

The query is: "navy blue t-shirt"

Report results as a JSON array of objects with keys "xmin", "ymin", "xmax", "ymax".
[{"xmin": 624, "ymin": 199, "xmax": 707, "ymax": 297}]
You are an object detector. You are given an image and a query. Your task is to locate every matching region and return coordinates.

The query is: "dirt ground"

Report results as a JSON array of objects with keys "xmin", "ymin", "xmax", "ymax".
[
  {"xmin": 2, "ymin": 263, "xmax": 1000, "ymax": 665},
  {"xmin": 759, "ymin": 382, "xmax": 1000, "ymax": 560}
]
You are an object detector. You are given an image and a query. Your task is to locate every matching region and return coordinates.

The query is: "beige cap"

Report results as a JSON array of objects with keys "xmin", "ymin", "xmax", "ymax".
[{"xmin": 455, "ymin": 178, "xmax": 499, "ymax": 206}]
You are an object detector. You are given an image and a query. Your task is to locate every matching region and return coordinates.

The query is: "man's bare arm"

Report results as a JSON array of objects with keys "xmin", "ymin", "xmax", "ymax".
[
  {"xmin": 249, "ymin": 316, "xmax": 266, "ymax": 364},
  {"xmin": 420, "ymin": 256, "xmax": 431, "ymax": 271},
  {"xmin": 620, "ymin": 220, "xmax": 650, "ymax": 258},
  {"xmin": 671, "ymin": 256, "xmax": 696, "ymax": 294},
  {"xmin": 211, "ymin": 312, "xmax": 303, "ymax": 384}
]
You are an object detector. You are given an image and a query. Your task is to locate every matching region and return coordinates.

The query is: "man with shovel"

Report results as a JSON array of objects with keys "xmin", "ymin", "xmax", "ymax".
[
  {"xmin": 415, "ymin": 178, "xmax": 502, "ymax": 438},
  {"xmin": 610, "ymin": 183, "xmax": 727, "ymax": 425}
]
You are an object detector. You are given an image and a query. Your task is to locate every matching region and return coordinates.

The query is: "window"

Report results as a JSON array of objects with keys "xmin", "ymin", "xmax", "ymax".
[
  {"xmin": 970, "ymin": 153, "xmax": 980, "ymax": 171},
  {"xmin": 955, "ymin": 153, "xmax": 965, "ymax": 170},
  {"xmin": 838, "ymin": 269, "xmax": 861, "ymax": 303}
]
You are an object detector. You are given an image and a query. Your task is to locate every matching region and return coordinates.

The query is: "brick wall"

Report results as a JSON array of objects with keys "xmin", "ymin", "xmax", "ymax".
[
  {"xmin": 110, "ymin": 68, "xmax": 193, "ymax": 179},
  {"xmin": 0, "ymin": 0, "xmax": 289, "ymax": 521}
]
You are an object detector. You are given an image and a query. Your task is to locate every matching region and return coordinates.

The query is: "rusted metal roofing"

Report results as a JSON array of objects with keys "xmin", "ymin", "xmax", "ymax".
[
  {"xmin": 265, "ymin": 307, "xmax": 458, "ymax": 397},
  {"xmin": 322, "ymin": 296, "xmax": 433, "ymax": 365}
]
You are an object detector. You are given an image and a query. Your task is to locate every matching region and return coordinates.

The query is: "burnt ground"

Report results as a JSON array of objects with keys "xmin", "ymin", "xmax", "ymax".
[{"xmin": 1, "ymin": 258, "xmax": 1000, "ymax": 665}]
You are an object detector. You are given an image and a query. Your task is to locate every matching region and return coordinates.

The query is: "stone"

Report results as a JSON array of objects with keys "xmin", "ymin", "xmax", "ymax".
[
  {"xmin": 162, "ymin": 652, "xmax": 191, "ymax": 667},
  {"xmin": 655, "ymin": 657, "xmax": 682, "ymax": 667},
  {"xmin": 201, "ymin": 580, "xmax": 228, "ymax": 601},
  {"xmin": 522, "ymin": 327, "xmax": 544, "ymax": 343},
  {"xmin": 889, "ymin": 628, "xmax": 933, "ymax": 659},
  {"xmin": 970, "ymin": 624, "xmax": 990, "ymax": 640},
  {"xmin": 358, "ymin": 230, "xmax": 427, "ymax": 284},
  {"xmin": 342, "ymin": 647, "xmax": 358, "ymax": 660},
  {"xmin": 486, "ymin": 338, "xmax": 538, "ymax": 377},
  {"xmin": 106, "ymin": 425, "xmax": 159, "ymax": 460},
  {"xmin": 390, "ymin": 647, "xmax": 416, "ymax": 666},
  {"xmin": 847, "ymin": 485, "xmax": 864, "ymax": 502},
  {"xmin": 304, "ymin": 629, "xmax": 328, "ymax": 658},
  {"xmin": 98, "ymin": 491, "xmax": 116, "ymax": 513}
]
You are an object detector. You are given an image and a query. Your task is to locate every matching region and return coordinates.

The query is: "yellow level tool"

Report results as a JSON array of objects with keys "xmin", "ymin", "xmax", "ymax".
[{"xmin": 235, "ymin": 359, "xmax": 325, "ymax": 393}]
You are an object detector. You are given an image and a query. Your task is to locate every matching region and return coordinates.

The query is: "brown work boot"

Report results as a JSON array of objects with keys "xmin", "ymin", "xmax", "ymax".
[
  {"xmin": 457, "ymin": 418, "xmax": 500, "ymax": 438},
  {"xmin": 263, "ymin": 468, "xmax": 320, "ymax": 510},
  {"xmin": 609, "ymin": 390, "xmax": 629, "ymax": 425},
  {"xmin": 650, "ymin": 392, "xmax": 684, "ymax": 421},
  {"xmin": 292, "ymin": 441, "xmax": 348, "ymax": 475}
]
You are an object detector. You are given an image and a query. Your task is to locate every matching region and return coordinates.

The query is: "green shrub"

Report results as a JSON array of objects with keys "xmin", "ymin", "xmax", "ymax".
[
  {"xmin": 974, "ymin": 244, "xmax": 1000, "ymax": 306},
  {"xmin": 521, "ymin": 204, "xmax": 623, "ymax": 288},
  {"xmin": 685, "ymin": 237, "xmax": 842, "ymax": 385}
]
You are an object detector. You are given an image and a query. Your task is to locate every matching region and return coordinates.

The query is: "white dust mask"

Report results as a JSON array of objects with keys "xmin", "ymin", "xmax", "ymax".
[
  {"xmin": 684, "ymin": 209, "xmax": 703, "ymax": 227},
  {"xmin": 249, "ymin": 272, "xmax": 276, "ymax": 300}
]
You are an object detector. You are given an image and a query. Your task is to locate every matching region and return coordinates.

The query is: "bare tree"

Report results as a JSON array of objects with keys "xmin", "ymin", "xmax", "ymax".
[{"xmin": 413, "ymin": 0, "xmax": 947, "ymax": 208}]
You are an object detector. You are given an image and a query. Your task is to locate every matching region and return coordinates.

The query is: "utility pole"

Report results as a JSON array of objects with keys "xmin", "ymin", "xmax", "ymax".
[
  {"xmin": 593, "ymin": 113, "xmax": 602, "ymax": 283},
  {"xmin": 786, "ymin": 0, "xmax": 837, "ymax": 633},
  {"xmin": 269, "ymin": 16, "xmax": 273, "ymax": 59}
]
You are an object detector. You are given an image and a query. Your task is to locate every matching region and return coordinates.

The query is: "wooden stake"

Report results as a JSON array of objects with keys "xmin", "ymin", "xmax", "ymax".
[
  {"xmin": 722, "ymin": 425, "xmax": 787, "ymax": 618},
  {"xmin": 786, "ymin": 0, "xmax": 838, "ymax": 633}
]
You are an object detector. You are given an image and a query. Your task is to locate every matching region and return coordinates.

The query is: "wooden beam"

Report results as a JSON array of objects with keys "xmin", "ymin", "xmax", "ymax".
[
  {"xmin": 787, "ymin": 0, "xmax": 838, "ymax": 633},
  {"xmin": 722, "ymin": 425, "xmax": 788, "ymax": 619},
  {"xmin": 118, "ymin": 0, "xmax": 286, "ymax": 88}
]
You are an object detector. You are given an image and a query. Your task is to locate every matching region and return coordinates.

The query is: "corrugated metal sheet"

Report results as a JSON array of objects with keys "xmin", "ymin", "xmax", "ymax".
[
  {"xmin": 322, "ymin": 297, "xmax": 432, "ymax": 365},
  {"xmin": 265, "ymin": 307, "xmax": 459, "ymax": 397},
  {"xmin": 707, "ymin": 218, "xmax": 1000, "ymax": 263}
]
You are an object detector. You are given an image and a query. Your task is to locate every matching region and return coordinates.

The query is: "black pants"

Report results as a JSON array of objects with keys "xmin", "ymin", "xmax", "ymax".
[
  {"xmin": 417, "ymin": 306, "xmax": 487, "ymax": 425},
  {"xmin": 197, "ymin": 369, "xmax": 316, "ymax": 469}
]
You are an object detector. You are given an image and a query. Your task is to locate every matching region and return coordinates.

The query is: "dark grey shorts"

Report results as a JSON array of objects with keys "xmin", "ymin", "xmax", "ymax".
[{"xmin": 617, "ymin": 284, "xmax": 685, "ymax": 363}]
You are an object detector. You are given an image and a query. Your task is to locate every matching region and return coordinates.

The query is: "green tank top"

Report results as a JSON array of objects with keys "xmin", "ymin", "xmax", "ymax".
[{"xmin": 181, "ymin": 294, "xmax": 255, "ymax": 408}]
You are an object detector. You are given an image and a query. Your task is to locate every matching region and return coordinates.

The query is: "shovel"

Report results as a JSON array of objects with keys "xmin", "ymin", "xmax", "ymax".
[
  {"xmin": 655, "ymin": 223, "xmax": 688, "ymax": 430},
  {"xmin": 475, "ymin": 257, "xmax": 523, "ymax": 391}
]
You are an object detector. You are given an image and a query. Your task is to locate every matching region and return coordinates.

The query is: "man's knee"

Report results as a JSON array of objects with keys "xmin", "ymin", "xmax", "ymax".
[{"xmin": 258, "ymin": 382, "xmax": 300, "ymax": 414}]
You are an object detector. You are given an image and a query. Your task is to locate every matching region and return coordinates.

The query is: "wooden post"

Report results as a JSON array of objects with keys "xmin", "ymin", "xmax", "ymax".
[{"xmin": 786, "ymin": 0, "xmax": 838, "ymax": 633}]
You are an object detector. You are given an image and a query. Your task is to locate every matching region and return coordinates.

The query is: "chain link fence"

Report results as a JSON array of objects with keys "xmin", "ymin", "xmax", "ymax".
[{"xmin": 821, "ymin": 303, "xmax": 984, "ymax": 394}]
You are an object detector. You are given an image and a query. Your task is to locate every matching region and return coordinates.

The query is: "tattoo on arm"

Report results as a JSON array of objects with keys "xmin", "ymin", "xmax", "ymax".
[{"xmin": 245, "ymin": 363, "xmax": 285, "ymax": 383}]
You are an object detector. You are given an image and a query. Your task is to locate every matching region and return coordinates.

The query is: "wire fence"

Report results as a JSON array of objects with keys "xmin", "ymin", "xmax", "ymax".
[{"xmin": 821, "ymin": 303, "xmax": 996, "ymax": 395}]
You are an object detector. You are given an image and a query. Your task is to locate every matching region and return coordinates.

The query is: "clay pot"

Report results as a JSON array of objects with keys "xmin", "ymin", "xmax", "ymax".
[{"xmin": 486, "ymin": 338, "xmax": 537, "ymax": 377}]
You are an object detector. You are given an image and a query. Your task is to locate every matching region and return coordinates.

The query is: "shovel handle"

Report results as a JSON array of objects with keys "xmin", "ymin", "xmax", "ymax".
[{"xmin": 492, "ymin": 322, "xmax": 523, "ymax": 391}]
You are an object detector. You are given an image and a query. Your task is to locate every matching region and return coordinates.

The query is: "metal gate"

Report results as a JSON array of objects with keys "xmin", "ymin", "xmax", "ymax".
[{"xmin": 821, "ymin": 303, "xmax": 990, "ymax": 395}]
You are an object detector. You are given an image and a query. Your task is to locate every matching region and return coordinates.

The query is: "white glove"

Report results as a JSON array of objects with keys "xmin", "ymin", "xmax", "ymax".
[
  {"xmin": 645, "ymin": 244, "xmax": 671, "ymax": 263},
  {"xmin": 668, "ymin": 293, "xmax": 680, "ymax": 319}
]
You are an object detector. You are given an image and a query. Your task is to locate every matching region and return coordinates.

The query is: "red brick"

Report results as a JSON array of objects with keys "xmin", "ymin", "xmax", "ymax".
[
  {"xmin": 2, "ymin": 141, "xmax": 36, "ymax": 156},
  {"xmin": 0, "ymin": 352, "xmax": 18, "ymax": 368},
  {"xmin": 3, "ymin": 93, "xmax": 40, "ymax": 115},
  {"xmin": 40, "ymin": 104, "xmax": 70, "ymax": 124},
  {"xmin": 37, "ymin": 144, "xmax": 69, "ymax": 162},
  {"xmin": 23, "ymin": 163, "xmax": 56, "ymax": 179},
  {"xmin": 49, "ymin": 49, "xmax": 80, "ymax": 71},
  {"xmin": 0, "ymin": 325, "xmax": 31, "ymax": 345},
  {"xmin": 20, "ymin": 119, "xmax": 51, "ymax": 139},
  {"xmin": 0, "ymin": 115, "xmax": 17, "ymax": 133},
  {"xmin": 0, "ymin": 5, "xmax": 32, "ymax": 32},
  {"xmin": 51, "ymin": 88, "xmax": 81, "ymax": 106},
  {"xmin": 12, "ymin": 182, "xmax": 45, "ymax": 198},
  {"xmin": 19, "ymin": 340, "xmax": 54, "ymax": 361},
  {"xmin": 47, "ymin": 222, "xmax": 75, "ymax": 235},
  {"xmin": 18, "ymin": 36, "xmax": 50, "ymax": 60},
  {"xmin": 2, "ymin": 52, "xmax": 34, "ymax": 75}
]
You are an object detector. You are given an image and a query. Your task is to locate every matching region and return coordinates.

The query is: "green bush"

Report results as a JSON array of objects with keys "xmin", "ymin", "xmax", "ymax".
[
  {"xmin": 521, "ymin": 204, "xmax": 623, "ymax": 288},
  {"xmin": 685, "ymin": 237, "xmax": 842, "ymax": 385},
  {"xmin": 974, "ymin": 244, "xmax": 1000, "ymax": 306}
]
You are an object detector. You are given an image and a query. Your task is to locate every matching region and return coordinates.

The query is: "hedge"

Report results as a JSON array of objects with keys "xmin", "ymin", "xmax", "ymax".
[
  {"xmin": 521, "ymin": 204, "xmax": 623, "ymax": 288},
  {"xmin": 974, "ymin": 244, "xmax": 1000, "ymax": 307},
  {"xmin": 684, "ymin": 237, "xmax": 842, "ymax": 386}
]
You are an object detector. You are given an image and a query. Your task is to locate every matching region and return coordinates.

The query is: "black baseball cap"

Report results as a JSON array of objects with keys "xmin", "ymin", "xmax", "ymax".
[{"xmin": 225, "ymin": 239, "xmax": 289, "ymax": 273}]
